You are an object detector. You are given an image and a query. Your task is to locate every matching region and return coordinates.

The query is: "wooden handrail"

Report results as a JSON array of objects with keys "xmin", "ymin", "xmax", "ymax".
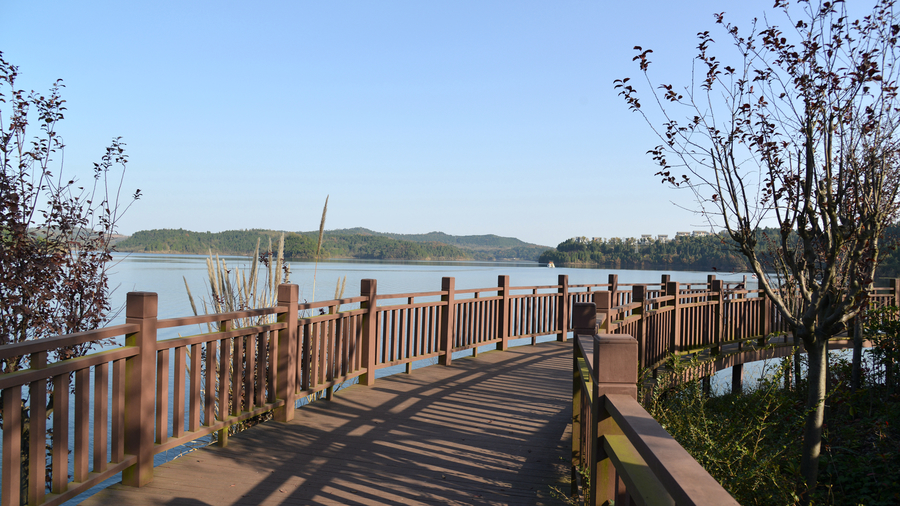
[
  {"xmin": 0, "ymin": 323, "xmax": 140, "ymax": 361},
  {"xmin": 604, "ymin": 394, "xmax": 739, "ymax": 505},
  {"xmin": 573, "ymin": 322, "xmax": 739, "ymax": 505},
  {"xmin": 156, "ymin": 307, "xmax": 286, "ymax": 329}
]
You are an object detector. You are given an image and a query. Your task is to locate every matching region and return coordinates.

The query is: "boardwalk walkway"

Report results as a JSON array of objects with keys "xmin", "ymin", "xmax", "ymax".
[{"xmin": 80, "ymin": 341, "xmax": 573, "ymax": 506}]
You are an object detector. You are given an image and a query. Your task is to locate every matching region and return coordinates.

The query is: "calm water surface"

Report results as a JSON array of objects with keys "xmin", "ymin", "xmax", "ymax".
[{"xmin": 106, "ymin": 252, "xmax": 755, "ymax": 324}]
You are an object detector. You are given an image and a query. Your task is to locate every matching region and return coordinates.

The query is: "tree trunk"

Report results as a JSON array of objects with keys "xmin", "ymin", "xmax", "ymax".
[
  {"xmin": 784, "ymin": 354, "xmax": 793, "ymax": 390},
  {"xmin": 851, "ymin": 317, "xmax": 862, "ymax": 392},
  {"xmin": 800, "ymin": 338, "xmax": 828, "ymax": 499},
  {"xmin": 888, "ymin": 358, "xmax": 895, "ymax": 395}
]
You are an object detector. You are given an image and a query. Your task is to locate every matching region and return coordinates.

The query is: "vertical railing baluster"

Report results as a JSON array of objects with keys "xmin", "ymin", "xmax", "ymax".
[
  {"xmin": 2, "ymin": 384, "xmax": 22, "ymax": 506},
  {"xmin": 189, "ymin": 344, "xmax": 201, "ymax": 431},
  {"xmin": 300, "ymin": 323, "xmax": 311, "ymax": 393},
  {"xmin": 203, "ymin": 340, "xmax": 215, "ymax": 429},
  {"xmin": 219, "ymin": 329, "xmax": 232, "ymax": 433},
  {"xmin": 257, "ymin": 331, "xmax": 267, "ymax": 407},
  {"xmin": 29, "ymin": 351, "xmax": 48, "ymax": 504},
  {"xmin": 379, "ymin": 311, "xmax": 387, "ymax": 365},
  {"xmin": 111, "ymin": 358, "xmax": 126, "ymax": 463},
  {"xmin": 173, "ymin": 347, "xmax": 186, "ymax": 438},
  {"xmin": 309, "ymin": 322, "xmax": 320, "ymax": 390},
  {"xmin": 558, "ymin": 274, "xmax": 569, "ymax": 341},
  {"xmin": 74, "ymin": 367, "xmax": 90, "ymax": 482},
  {"xmin": 246, "ymin": 333, "xmax": 257, "ymax": 409},
  {"xmin": 667, "ymin": 281, "xmax": 680, "ymax": 353},
  {"xmin": 712, "ymin": 279, "xmax": 724, "ymax": 355},
  {"xmin": 156, "ymin": 349, "xmax": 170, "ymax": 445},
  {"xmin": 52, "ymin": 372, "xmax": 69, "ymax": 493}
]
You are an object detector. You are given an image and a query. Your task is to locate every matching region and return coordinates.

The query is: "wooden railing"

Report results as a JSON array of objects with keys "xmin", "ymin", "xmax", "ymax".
[
  {"xmin": 571, "ymin": 317, "xmax": 739, "ymax": 505},
  {"xmin": 0, "ymin": 273, "xmax": 896, "ymax": 505}
]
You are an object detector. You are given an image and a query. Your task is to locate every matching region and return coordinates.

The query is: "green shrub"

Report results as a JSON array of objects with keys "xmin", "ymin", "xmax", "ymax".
[
  {"xmin": 644, "ymin": 360, "xmax": 802, "ymax": 505},
  {"xmin": 645, "ymin": 352, "xmax": 900, "ymax": 505}
]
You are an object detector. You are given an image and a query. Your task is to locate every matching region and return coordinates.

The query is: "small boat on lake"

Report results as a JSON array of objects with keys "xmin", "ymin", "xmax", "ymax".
[{"xmin": 547, "ymin": 261, "xmax": 555, "ymax": 268}]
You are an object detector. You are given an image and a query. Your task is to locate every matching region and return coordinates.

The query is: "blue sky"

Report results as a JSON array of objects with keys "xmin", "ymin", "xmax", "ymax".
[{"xmin": 2, "ymin": 1, "xmax": 817, "ymax": 247}]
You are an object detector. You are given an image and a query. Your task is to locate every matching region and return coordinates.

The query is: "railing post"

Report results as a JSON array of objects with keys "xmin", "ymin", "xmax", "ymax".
[
  {"xmin": 571, "ymin": 351, "xmax": 582, "ymax": 498},
  {"xmin": 667, "ymin": 281, "xmax": 681, "ymax": 353},
  {"xmin": 558, "ymin": 274, "xmax": 570, "ymax": 342},
  {"xmin": 732, "ymin": 363, "xmax": 744, "ymax": 394},
  {"xmin": 440, "ymin": 277, "xmax": 456, "ymax": 366},
  {"xmin": 122, "ymin": 292, "xmax": 158, "ymax": 487},
  {"xmin": 572, "ymin": 302, "xmax": 597, "ymax": 335},
  {"xmin": 360, "ymin": 279, "xmax": 378, "ymax": 385},
  {"xmin": 593, "ymin": 291, "xmax": 613, "ymax": 332},
  {"xmin": 608, "ymin": 274, "xmax": 619, "ymax": 306},
  {"xmin": 572, "ymin": 302, "xmax": 596, "ymax": 504},
  {"xmin": 275, "ymin": 283, "xmax": 298, "ymax": 422},
  {"xmin": 497, "ymin": 275, "xmax": 510, "ymax": 351},
  {"xmin": 892, "ymin": 278, "xmax": 900, "ymax": 308},
  {"xmin": 593, "ymin": 334, "xmax": 639, "ymax": 506},
  {"xmin": 758, "ymin": 287, "xmax": 769, "ymax": 347},
  {"xmin": 711, "ymin": 279, "xmax": 723, "ymax": 355},
  {"xmin": 571, "ymin": 303, "xmax": 595, "ymax": 498},
  {"xmin": 633, "ymin": 285, "xmax": 647, "ymax": 368}
]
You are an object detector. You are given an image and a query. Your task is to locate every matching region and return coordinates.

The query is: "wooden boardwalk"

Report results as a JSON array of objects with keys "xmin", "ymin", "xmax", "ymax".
[{"xmin": 80, "ymin": 341, "xmax": 573, "ymax": 506}]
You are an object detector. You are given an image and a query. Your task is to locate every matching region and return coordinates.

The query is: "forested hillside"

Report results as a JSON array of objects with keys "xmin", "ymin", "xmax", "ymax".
[
  {"xmin": 114, "ymin": 229, "xmax": 525, "ymax": 261},
  {"xmin": 297, "ymin": 228, "xmax": 549, "ymax": 261},
  {"xmin": 319, "ymin": 228, "xmax": 533, "ymax": 248}
]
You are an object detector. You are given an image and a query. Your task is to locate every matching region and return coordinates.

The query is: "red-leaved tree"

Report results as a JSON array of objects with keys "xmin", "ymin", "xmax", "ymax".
[
  {"xmin": 616, "ymin": 0, "xmax": 900, "ymax": 496},
  {"xmin": 1, "ymin": 51, "xmax": 141, "ymax": 367}
]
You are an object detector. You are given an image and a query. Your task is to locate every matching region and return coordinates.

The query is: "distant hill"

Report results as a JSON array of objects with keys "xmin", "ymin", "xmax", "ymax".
[
  {"xmin": 313, "ymin": 228, "xmax": 535, "ymax": 249},
  {"xmin": 115, "ymin": 228, "xmax": 550, "ymax": 262},
  {"xmin": 295, "ymin": 228, "xmax": 549, "ymax": 261}
]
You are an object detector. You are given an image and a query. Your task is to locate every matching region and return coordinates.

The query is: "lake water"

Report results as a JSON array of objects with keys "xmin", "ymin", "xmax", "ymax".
[
  {"xmin": 105, "ymin": 252, "xmax": 755, "ymax": 324},
  {"xmin": 105, "ymin": 252, "xmax": 772, "ymax": 392}
]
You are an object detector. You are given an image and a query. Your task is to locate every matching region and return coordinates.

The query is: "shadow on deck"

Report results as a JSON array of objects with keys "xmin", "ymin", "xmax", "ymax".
[{"xmin": 80, "ymin": 342, "xmax": 573, "ymax": 506}]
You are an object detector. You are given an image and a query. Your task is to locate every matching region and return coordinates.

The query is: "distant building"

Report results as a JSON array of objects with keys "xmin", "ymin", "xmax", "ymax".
[
  {"xmin": 657, "ymin": 234, "xmax": 668, "ymax": 242},
  {"xmin": 676, "ymin": 231, "xmax": 690, "ymax": 238},
  {"xmin": 640, "ymin": 234, "xmax": 653, "ymax": 243},
  {"xmin": 692, "ymin": 230, "xmax": 709, "ymax": 237}
]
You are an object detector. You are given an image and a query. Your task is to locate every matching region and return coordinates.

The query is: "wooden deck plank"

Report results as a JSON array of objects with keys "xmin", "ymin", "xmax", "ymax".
[{"xmin": 80, "ymin": 342, "xmax": 572, "ymax": 506}]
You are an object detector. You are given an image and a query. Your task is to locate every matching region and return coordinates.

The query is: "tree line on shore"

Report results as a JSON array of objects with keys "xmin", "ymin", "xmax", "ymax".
[
  {"xmin": 540, "ymin": 233, "xmax": 747, "ymax": 272},
  {"xmin": 540, "ymin": 226, "xmax": 900, "ymax": 280},
  {"xmin": 114, "ymin": 228, "xmax": 547, "ymax": 262}
]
